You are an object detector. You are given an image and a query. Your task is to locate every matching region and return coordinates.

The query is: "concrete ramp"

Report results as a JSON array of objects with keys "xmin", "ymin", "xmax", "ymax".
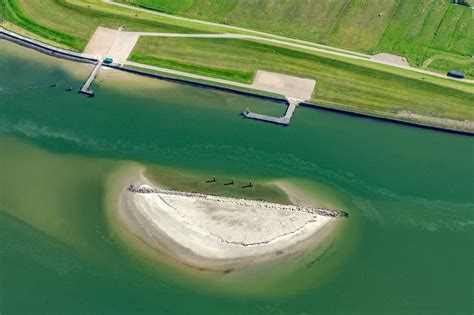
[
  {"xmin": 251, "ymin": 70, "xmax": 315, "ymax": 101},
  {"xmin": 83, "ymin": 27, "xmax": 120, "ymax": 58},
  {"xmin": 371, "ymin": 53, "xmax": 409, "ymax": 67},
  {"xmin": 243, "ymin": 71, "xmax": 315, "ymax": 126},
  {"xmin": 107, "ymin": 32, "xmax": 140, "ymax": 64},
  {"xmin": 83, "ymin": 27, "xmax": 143, "ymax": 64}
]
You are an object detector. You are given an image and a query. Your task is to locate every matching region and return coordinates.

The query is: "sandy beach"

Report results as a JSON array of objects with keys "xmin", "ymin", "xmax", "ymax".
[{"xmin": 117, "ymin": 171, "xmax": 342, "ymax": 271}]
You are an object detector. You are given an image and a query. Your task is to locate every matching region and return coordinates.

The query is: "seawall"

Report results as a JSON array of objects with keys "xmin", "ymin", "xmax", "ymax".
[
  {"xmin": 108, "ymin": 65, "xmax": 474, "ymax": 136},
  {"xmin": 1, "ymin": 27, "xmax": 472, "ymax": 136},
  {"xmin": 0, "ymin": 28, "xmax": 97, "ymax": 64}
]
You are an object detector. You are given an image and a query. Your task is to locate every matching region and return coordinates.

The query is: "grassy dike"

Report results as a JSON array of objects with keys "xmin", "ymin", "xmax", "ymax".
[
  {"xmin": 1, "ymin": 0, "xmax": 473, "ymax": 131},
  {"xmin": 130, "ymin": 37, "xmax": 474, "ymax": 125},
  {"xmin": 119, "ymin": 0, "xmax": 474, "ymax": 78},
  {"xmin": 0, "ymin": 0, "xmax": 208, "ymax": 51}
]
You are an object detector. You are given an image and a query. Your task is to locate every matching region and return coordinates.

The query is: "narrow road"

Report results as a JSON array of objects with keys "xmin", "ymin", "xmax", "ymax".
[
  {"xmin": 124, "ymin": 60, "xmax": 283, "ymax": 96},
  {"xmin": 102, "ymin": 0, "xmax": 369, "ymax": 58},
  {"xmin": 130, "ymin": 32, "xmax": 246, "ymax": 38},
  {"xmin": 103, "ymin": 0, "xmax": 473, "ymax": 84}
]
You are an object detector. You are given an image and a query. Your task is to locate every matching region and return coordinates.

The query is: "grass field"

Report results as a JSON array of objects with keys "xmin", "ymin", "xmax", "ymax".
[
  {"xmin": 130, "ymin": 37, "xmax": 474, "ymax": 125},
  {"xmin": 1, "ymin": 0, "xmax": 472, "ymax": 76},
  {"xmin": 120, "ymin": 0, "xmax": 474, "ymax": 77},
  {"xmin": 0, "ymin": 0, "xmax": 209, "ymax": 51}
]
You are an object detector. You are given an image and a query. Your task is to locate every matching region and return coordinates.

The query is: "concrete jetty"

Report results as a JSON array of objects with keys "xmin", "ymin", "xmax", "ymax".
[
  {"xmin": 243, "ymin": 98, "xmax": 301, "ymax": 126},
  {"xmin": 80, "ymin": 59, "xmax": 103, "ymax": 96}
]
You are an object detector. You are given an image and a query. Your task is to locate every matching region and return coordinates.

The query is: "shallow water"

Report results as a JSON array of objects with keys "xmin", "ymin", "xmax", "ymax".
[{"xmin": 0, "ymin": 40, "xmax": 473, "ymax": 314}]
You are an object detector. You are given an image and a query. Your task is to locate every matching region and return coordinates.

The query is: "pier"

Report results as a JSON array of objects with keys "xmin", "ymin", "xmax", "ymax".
[
  {"xmin": 243, "ymin": 98, "xmax": 301, "ymax": 126},
  {"xmin": 80, "ymin": 59, "xmax": 103, "ymax": 96}
]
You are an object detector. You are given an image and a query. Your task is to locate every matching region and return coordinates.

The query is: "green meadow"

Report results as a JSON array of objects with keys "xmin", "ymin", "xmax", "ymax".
[
  {"xmin": 0, "ymin": 0, "xmax": 207, "ymax": 51},
  {"xmin": 120, "ymin": 0, "xmax": 474, "ymax": 77},
  {"xmin": 130, "ymin": 37, "xmax": 474, "ymax": 125},
  {"xmin": 2, "ymin": 0, "xmax": 472, "ymax": 75}
]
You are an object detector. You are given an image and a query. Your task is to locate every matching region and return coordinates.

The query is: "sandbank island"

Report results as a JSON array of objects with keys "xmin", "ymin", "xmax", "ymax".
[{"xmin": 118, "ymin": 174, "xmax": 348, "ymax": 271}]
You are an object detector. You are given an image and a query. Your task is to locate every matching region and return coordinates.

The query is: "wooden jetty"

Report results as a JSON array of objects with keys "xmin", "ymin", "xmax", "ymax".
[
  {"xmin": 243, "ymin": 98, "xmax": 301, "ymax": 126},
  {"xmin": 80, "ymin": 59, "xmax": 103, "ymax": 96}
]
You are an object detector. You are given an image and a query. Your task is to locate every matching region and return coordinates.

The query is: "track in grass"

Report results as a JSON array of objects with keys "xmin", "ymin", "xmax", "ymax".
[{"xmin": 1, "ymin": 0, "xmax": 210, "ymax": 51}]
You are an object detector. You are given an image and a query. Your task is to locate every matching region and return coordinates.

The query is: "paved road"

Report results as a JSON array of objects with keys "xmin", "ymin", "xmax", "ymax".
[
  {"xmin": 131, "ymin": 32, "xmax": 246, "ymax": 38},
  {"xmin": 104, "ymin": 0, "xmax": 473, "ymax": 84},
  {"xmin": 102, "ymin": 0, "xmax": 369, "ymax": 58}
]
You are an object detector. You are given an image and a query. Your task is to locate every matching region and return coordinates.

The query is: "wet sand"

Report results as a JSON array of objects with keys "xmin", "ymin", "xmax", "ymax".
[{"xmin": 117, "ymin": 170, "xmax": 340, "ymax": 271}]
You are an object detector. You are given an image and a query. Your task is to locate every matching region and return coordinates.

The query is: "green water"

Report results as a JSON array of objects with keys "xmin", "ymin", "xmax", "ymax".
[{"xmin": 1, "ymin": 40, "xmax": 473, "ymax": 314}]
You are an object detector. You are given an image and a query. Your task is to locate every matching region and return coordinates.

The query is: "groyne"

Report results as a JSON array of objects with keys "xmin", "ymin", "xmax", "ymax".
[
  {"xmin": 1, "ymin": 27, "xmax": 472, "ymax": 136},
  {"xmin": 127, "ymin": 184, "xmax": 349, "ymax": 218}
]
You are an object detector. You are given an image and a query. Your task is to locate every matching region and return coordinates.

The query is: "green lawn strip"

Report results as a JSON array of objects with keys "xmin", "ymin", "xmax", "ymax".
[
  {"xmin": 1, "ymin": 0, "xmax": 84, "ymax": 50},
  {"xmin": 132, "ymin": 35, "xmax": 474, "ymax": 94},
  {"xmin": 125, "ymin": 1, "xmax": 473, "ymax": 90},
  {"xmin": 423, "ymin": 51, "xmax": 474, "ymax": 78},
  {"xmin": 117, "ymin": 0, "xmax": 472, "ymax": 75},
  {"xmin": 129, "ymin": 37, "xmax": 474, "ymax": 122},
  {"xmin": 328, "ymin": 0, "xmax": 399, "ymax": 53},
  {"xmin": 55, "ymin": 0, "xmax": 206, "ymax": 34},
  {"xmin": 2, "ymin": 0, "xmax": 212, "ymax": 51},
  {"xmin": 374, "ymin": 0, "xmax": 434, "ymax": 66},
  {"xmin": 447, "ymin": 7, "xmax": 474, "ymax": 57},
  {"xmin": 114, "ymin": 0, "xmax": 474, "ymax": 81},
  {"xmin": 129, "ymin": 54, "xmax": 254, "ymax": 83},
  {"xmin": 97, "ymin": 0, "xmax": 370, "ymax": 58},
  {"xmin": 70, "ymin": 0, "xmax": 233, "ymax": 35},
  {"xmin": 0, "ymin": 22, "xmax": 77, "ymax": 51},
  {"xmin": 250, "ymin": 38, "xmax": 474, "ymax": 93},
  {"xmin": 375, "ymin": 0, "xmax": 473, "ymax": 78},
  {"xmin": 125, "ymin": 65, "xmax": 472, "ymax": 132},
  {"xmin": 122, "ymin": 64, "xmax": 283, "ymax": 98},
  {"xmin": 7, "ymin": 0, "xmax": 464, "ymax": 89}
]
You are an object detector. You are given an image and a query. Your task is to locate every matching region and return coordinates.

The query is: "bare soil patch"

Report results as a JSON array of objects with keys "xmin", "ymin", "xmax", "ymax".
[{"xmin": 251, "ymin": 70, "xmax": 316, "ymax": 100}]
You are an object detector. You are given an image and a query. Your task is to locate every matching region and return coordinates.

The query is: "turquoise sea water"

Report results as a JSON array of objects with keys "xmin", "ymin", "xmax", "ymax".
[{"xmin": 0, "ymin": 40, "xmax": 473, "ymax": 314}]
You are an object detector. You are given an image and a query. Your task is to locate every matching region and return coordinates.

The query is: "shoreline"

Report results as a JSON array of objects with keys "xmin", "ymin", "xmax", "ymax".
[
  {"xmin": 1, "ymin": 27, "xmax": 472, "ymax": 136},
  {"xmin": 116, "ymin": 170, "xmax": 343, "ymax": 271}
]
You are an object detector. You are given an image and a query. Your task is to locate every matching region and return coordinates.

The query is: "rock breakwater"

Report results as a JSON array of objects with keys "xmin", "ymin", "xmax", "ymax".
[{"xmin": 127, "ymin": 184, "xmax": 349, "ymax": 218}]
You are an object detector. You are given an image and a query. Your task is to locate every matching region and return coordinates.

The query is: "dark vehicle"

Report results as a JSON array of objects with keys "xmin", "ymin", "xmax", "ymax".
[
  {"xmin": 447, "ymin": 70, "xmax": 465, "ymax": 79},
  {"xmin": 103, "ymin": 57, "xmax": 113, "ymax": 64}
]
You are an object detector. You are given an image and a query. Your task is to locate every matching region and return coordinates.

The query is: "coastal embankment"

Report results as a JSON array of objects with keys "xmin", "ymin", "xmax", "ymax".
[
  {"xmin": 0, "ymin": 28, "xmax": 97, "ymax": 64},
  {"xmin": 118, "ymin": 171, "xmax": 346, "ymax": 271},
  {"xmin": 1, "ymin": 27, "xmax": 472, "ymax": 135}
]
